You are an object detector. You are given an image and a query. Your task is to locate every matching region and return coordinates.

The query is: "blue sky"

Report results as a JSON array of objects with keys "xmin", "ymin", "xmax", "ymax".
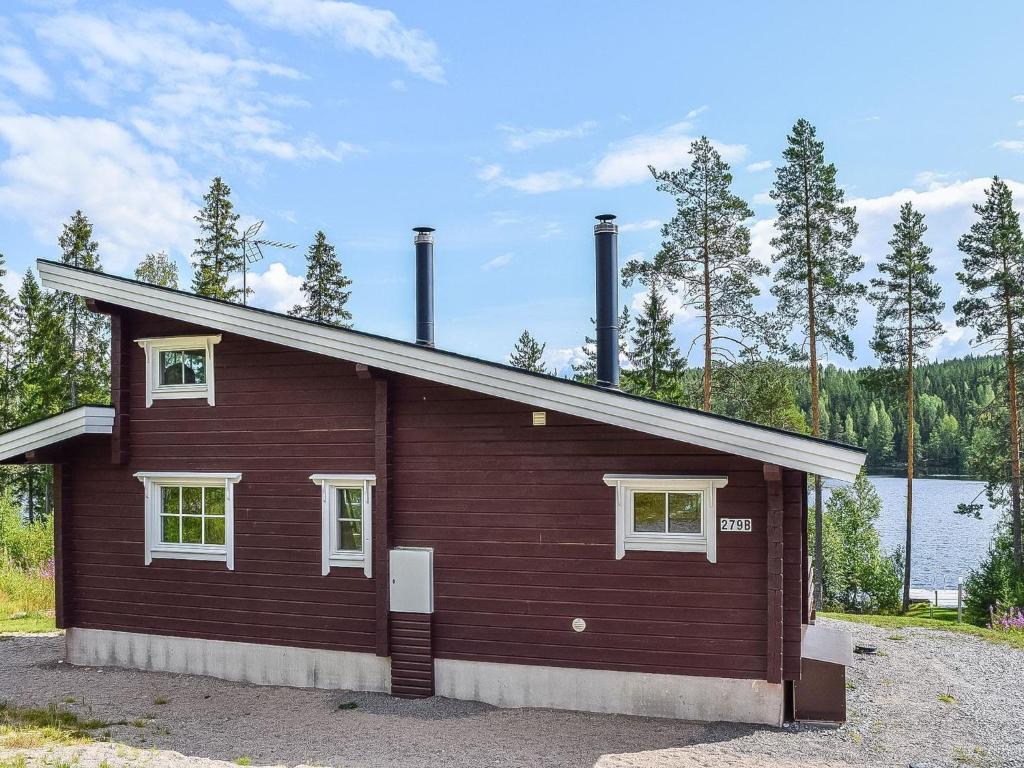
[{"xmin": 2, "ymin": 1, "xmax": 1024, "ymax": 371}]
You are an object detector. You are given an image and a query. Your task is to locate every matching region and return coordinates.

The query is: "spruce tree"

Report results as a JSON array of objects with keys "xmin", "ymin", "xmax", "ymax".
[
  {"xmin": 55, "ymin": 210, "xmax": 109, "ymax": 408},
  {"xmin": 869, "ymin": 202, "xmax": 944, "ymax": 610},
  {"xmin": 955, "ymin": 177, "xmax": 1024, "ymax": 577},
  {"xmin": 770, "ymin": 118, "xmax": 865, "ymax": 609},
  {"xmin": 289, "ymin": 231, "xmax": 353, "ymax": 326},
  {"xmin": 14, "ymin": 271, "xmax": 68, "ymax": 522},
  {"xmin": 135, "ymin": 251, "xmax": 179, "ymax": 288},
  {"xmin": 629, "ymin": 278, "xmax": 685, "ymax": 401},
  {"xmin": 0, "ymin": 252, "xmax": 16, "ymax": 430},
  {"xmin": 509, "ymin": 330, "xmax": 547, "ymax": 373},
  {"xmin": 645, "ymin": 137, "xmax": 762, "ymax": 411},
  {"xmin": 191, "ymin": 177, "xmax": 242, "ymax": 302}
]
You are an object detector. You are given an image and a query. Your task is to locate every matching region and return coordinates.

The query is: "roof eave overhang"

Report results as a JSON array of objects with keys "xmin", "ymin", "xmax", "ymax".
[
  {"xmin": 0, "ymin": 406, "xmax": 115, "ymax": 463},
  {"xmin": 38, "ymin": 261, "xmax": 866, "ymax": 481}
]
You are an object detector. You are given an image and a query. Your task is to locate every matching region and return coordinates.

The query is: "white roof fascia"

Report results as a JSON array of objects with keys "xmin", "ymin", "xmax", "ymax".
[
  {"xmin": 0, "ymin": 406, "xmax": 114, "ymax": 462},
  {"xmin": 39, "ymin": 261, "xmax": 866, "ymax": 480}
]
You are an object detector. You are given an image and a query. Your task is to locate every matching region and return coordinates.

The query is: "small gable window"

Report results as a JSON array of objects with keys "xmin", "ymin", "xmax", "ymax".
[
  {"xmin": 310, "ymin": 474, "xmax": 375, "ymax": 577},
  {"xmin": 603, "ymin": 475, "xmax": 728, "ymax": 563},
  {"xmin": 137, "ymin": 335, "xmax": 221, "ymax": 407}
]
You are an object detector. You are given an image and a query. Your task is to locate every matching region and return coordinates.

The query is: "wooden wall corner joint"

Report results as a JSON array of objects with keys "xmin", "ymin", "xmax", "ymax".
[{"xmin": 764, "ymin": 462, "xmax": 785, "ymax": 685}]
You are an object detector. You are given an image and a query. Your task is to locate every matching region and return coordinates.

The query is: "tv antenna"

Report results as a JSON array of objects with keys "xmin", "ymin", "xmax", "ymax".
[{"xmin": 239, "ymin": 220, "xmax": 296, "ymax": 305}]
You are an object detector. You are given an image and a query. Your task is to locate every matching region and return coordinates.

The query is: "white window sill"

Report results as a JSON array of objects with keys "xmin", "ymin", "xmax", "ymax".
[
  {"xmin": 623, "ymin": 535, "xmax": 708, "ymax": 554},
  {"xmin": 328, "ymin": 553, "xmax": 367, "ymax": 571},
  {"xmin": 149, "ymin": 546, "xmax": 227, "ymax": 563},
  {"xmin": 150, "ymin": 385, "xmax": 211, "ymax": 402}
]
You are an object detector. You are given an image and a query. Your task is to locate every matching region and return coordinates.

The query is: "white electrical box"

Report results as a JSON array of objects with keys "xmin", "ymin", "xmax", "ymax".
[{"xmin": 389, "ymin": 547, "xmax": 434, "ymax": 614}]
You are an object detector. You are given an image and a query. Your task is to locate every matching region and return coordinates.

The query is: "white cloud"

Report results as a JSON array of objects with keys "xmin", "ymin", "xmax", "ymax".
[
  {"xmin": 35, "ymin": 8, "xmax": 352, "ymax": 166},
  {"xmin": 752, "ymin": 190, "xmax": 773, "ymax": 205},
  {"xmin": 544, "ymin": 345, "xmax": 587, "ymax": 376},
  {"xmin": 685, "ymin": 105, "xmax": 709, "ymax": 120},
  {"xmin": 480, "ymin": 253, "xmax": 512, "ymax": 271},
  {"xmin": 995, "ymin": 139, "xmax": 1024, "ymax": 153},
  {"xmin": 619, "ymin": 219, "xmax": 661, "ymax": 232},
  {"xmin": 390, "ymin": 78, "xmax": 406, "ymax": 91},
  {"xmin": 746, "ymin": 160, "xmax": 772, "ymax": 172},
  {"xmin": 227, "ymin": 0, "xmax": 444, "ymax": 83},
  {"xmin": 591, "ymin": 122, "xmax": 748, "ymax": 188},
  {"xmin": 0, "ymin": 115, "xmax": 199, "ymax": 271},
  {"xmin": 233, "ymin": 261, "xmax": 304, "ymax": 312},
  {"xmin": 1012, "ymin": 94, "xmax": 1024, "ymax": 103},
  {"xmin": 0, "ymin": 46, "xmax": 51, "ymax": 98},
  {"xmin": 477, "ymin": 164, "xmax": 584, "ymax": 194},
  {"xmin": 498, "ymin": 120, "xmax": 596, "ymax": 152},
  {"xmin": 913, "ymin": 170, "xmax": 956, "ymax": 191}
]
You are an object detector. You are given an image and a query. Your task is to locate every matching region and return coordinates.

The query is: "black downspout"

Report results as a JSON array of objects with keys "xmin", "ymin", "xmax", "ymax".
[
  {"xmin": 414, "ymin": 227, "xmax": 435, "ymax": 347},
  {"xmin": 594, "ymin": 214, "xmax": 619, "ymax": 388}
]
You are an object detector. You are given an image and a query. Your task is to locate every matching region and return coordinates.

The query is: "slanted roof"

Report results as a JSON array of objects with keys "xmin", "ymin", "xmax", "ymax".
[
  {"xmin": 38, "ymin": 260, "xmax": 866, "ymax": 481},
  {"xmin": 0, "ymin": 406, "xmax": 114, "ymax": 463}
]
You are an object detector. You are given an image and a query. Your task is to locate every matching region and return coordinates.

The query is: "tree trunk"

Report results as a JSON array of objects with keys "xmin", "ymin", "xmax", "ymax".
[
  {"xmin": 1007, "ymin": 340, "xmax": 1023, "ymax": 576},
  {"xmin": 803, "ymin": 173, "xmax": 824, "ymax": 611},
  {"xmin": 904, "ymin": 305, "xmax": 915, "ymax": 613},
  {"xmin": 27, "ymin": 471, "xmax": 34, "ymax": 525},
  {"xmin": 703, "ymin": 252, "xmax": 712, "ymax": 412}
]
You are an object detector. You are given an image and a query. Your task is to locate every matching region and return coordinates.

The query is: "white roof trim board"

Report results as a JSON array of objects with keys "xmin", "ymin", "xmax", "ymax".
[
  {"xmin": 0, "ymin": 406, "xmax": 114, "ymax": 462},
  {"xmin": 39, "ymin": 261, "xmax": 866, "ymax": 481}
]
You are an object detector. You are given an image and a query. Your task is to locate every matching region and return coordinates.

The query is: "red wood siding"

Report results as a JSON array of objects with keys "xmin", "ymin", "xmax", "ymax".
[
  {"xmin": 59, "ymin": 309, "xmax": 808, "ymax": 682},
  {"xmin": 63, "ymin": 311, "xmax": 378, "ymax": 653}
]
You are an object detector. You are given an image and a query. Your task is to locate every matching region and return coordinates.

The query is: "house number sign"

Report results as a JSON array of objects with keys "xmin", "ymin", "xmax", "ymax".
[{"xmin": 720, "ymin": 518, "xmax": 752, "ymax": 532}]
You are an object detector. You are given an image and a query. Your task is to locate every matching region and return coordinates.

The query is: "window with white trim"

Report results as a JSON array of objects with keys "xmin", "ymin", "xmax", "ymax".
[
  {"xmin": 135, "ymin": 472, "xmax": 242, "ymax": 569},
  {"xmin": 603, "ymin": 475, "xmax": 728, "ymax": 563},
  {"xmin": 136, "ymin": 335, "xmax": 221, "ymax": 407},
  {"xmin": 310, "ymin": 474, "xmax": 375, "ymax": 577}
]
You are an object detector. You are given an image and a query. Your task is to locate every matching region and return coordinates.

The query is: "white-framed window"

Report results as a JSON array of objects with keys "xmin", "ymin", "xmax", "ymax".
[
  {"xmin": 136, "ymin": 335, "xmax": 221, "ymax": 407},
  {"xmin": 310, "ymin": 474, "xmax": 375, "ymax": 577},
  {"xmin": 603, "ymin": 475, "xmax": 728, "ymax": 563},
  {"xmin": 135, "ymin": 471, "xmax": 242, "ymax": 570}
]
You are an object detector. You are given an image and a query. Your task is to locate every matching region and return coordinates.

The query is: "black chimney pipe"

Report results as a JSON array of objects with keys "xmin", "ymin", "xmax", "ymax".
[
  {"xmin": 594, "ymin": 214, "xmax": 619, "ymax": 388},
  {"xmin": 414, "ymin": 227, "xmax": 435, "ymax": 347}
]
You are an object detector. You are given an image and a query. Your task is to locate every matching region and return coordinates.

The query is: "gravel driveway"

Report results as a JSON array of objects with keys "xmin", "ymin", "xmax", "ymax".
[{"xmin": 1, "ymin": 618, "xmax": 1021, "ymax": 768}]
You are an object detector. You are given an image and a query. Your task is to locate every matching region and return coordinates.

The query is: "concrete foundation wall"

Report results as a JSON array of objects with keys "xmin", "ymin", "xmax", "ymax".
[
  {"xmin": 435, "ymin": 658, "xmax": 785, "ymax": 725},
  {"xmin": 65, "ymin": 628, "xmax": 784, "ymax": 724},
  {"xmin": 65, "ymin": 628, "xmax": 391, "ymax": 693}
]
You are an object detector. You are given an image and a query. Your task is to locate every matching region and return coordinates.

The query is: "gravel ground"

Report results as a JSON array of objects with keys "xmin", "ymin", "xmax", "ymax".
[{"xmin": 1, "ymin": 618, "xmax": 1021, "ymax": 768}]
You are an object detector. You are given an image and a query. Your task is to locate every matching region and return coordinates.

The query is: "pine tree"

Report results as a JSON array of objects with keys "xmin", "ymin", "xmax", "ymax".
[
  {"xmin": 288, "ymin": 231, "xmax": 353, "ymax": 326},
  {"xmin": 771, "ymin": 118, "xmax": 865, "ymax": 609},
  {"xmin": 645, "ymin": 137, "xmax": 763, "ymax": 411},
  {"xmin": 868, "ymin": 202, "xmax": 944, "ymax": 610},
  {"xmin": 135, "ymin": 251, "xmax": 179, "ymax": 289},
  {"xmin": 191, "ymin": 177, "xmax": 242, "ymax": 302},
  {"xmin": 955, "ymin": 177, "xmax": 1024, "ymax": 577},
  {"xmin": 629, "ymin": 281, "xmax": 685, "ymax": 401},
  {"xmin": 508, "ymin": 330, "xmax": 547, "ymax": 373},
  {"xmin": 55, "ymin": 210, "xmax": 109, "ymax": 408}
]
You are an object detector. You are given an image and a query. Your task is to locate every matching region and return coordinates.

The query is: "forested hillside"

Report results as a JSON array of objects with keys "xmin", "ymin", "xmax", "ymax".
[{"xmin": 798, "ymin": 355, "xmax": 1000, "ymax": 475}]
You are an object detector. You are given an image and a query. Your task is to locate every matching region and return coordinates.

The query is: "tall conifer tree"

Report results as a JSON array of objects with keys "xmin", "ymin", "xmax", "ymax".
[
  {"xmin": 191, "ymin": 177, "xmax": 242, "ymax": 302},
  {"xmin": 0, "ymin": 252, "xmax": 16, "ymax": 431},
  {"xmin": 869, "ymin": 202, "xmax": 944, "ymax": 610},
  {"xmin": 55, "ymin": 211, "xmax": 108, "ymax": 408},
  {"xmin": 770, "ymin": 118, "xmax": 865, "ymax": 608},
  {"xmin": 289, "ymin": 231, "xmax": 352, "ymax": 326},
  {"xmin": 627, "ymin": 258, "xmax": 685, "ymax": 401},
  {"xmin": 955, "ymin": 177, "xmax": 1024, "ymax": 576},
  {"xmin": 509, "ymin": 330, "xmax": 547, "ymax": 373},
  {"xmin": 647, "ymin": 137, "xmax": 762, "ymax": 410},
  {"xmin": 136, "ymin": 251, "xmax": 179, "ymax": 288}
]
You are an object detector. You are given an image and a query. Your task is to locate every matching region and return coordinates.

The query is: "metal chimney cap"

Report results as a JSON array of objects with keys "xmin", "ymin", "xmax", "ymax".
[
  {"xmin": 594, "ymin": 213, "xmax": 618, "ymax": 234},
  {"xmin": 413, "ymin": 226, "xmax": 435, "ymax": 244},
  {"xmin": 595, "ymin": 214, "xmax": 617, "ymax": 222}
]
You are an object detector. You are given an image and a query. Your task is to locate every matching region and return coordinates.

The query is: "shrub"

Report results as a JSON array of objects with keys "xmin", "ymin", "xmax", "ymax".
[
  {"xmin": 0, "ymin": 558, "xmax": 55, "ymax": 615},
  {"xmin": 0, "ymin": 491, "xmax": 53, "ymax": 569},
  {"xmin": 814, "ymin": 471, "xmax": 903, "ymax": 613},
  {"xmin": 964, "ymin": 519, "xmax": 1023, "ymax": 626}
]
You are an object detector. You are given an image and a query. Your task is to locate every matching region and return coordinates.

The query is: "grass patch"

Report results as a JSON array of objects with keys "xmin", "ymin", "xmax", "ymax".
[
  {"xmin": 820, "ymin": 611, "xmax": 1024, "ymax": 650},
  {"xmin": 938, "ymin": 693, "xmax": 958, "ymax": 704},
  {"xmin": 0, "ymin": 702, "xmax": 114, "ymax": 748},
  {"xmin": 234, "ymin": 758, "xmax": 252, "ymax": 766},
  {"xmin": 0, "ymin": 607, "xmax": 56, "ymax": 634}
]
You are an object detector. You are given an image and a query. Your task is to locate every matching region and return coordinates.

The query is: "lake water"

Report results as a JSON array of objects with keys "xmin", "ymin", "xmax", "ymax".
[{"xmin": 821, "ymin": 476, "xmax": 1000, "ymax": 589}]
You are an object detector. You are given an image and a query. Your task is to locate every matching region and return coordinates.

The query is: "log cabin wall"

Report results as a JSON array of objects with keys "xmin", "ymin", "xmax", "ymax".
[{"xmin": 60, "ymin": 309, "xmax": 806, "ymax": 682}]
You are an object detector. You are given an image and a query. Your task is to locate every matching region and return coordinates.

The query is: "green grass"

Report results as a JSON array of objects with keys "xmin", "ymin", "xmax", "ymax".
[
  {"xmin": 0, "ymin": 702, "xmax": 117, "ymax": 748},
  {"xmin": 821, "ymin": 607, "xmax": 1024, "ymax": 651},
  {"xmin": 0, "ymin": 609, "xmax": 56, "ymax": 634}
]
